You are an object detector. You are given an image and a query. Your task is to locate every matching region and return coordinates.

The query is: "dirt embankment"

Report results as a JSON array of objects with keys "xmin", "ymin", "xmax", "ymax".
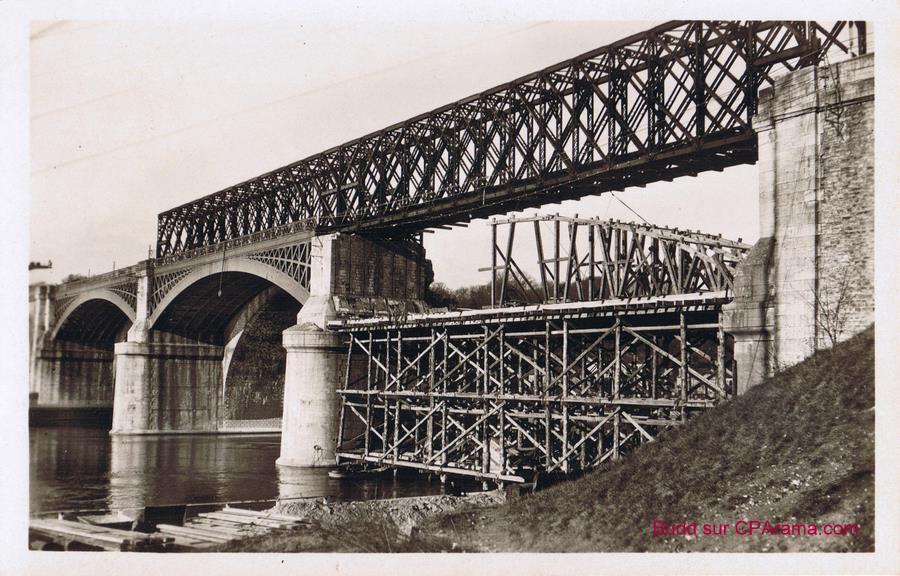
[
  {"xmin": 275, "ymin": 490, "xmax": 504, "ymax": 536},
  {"xmin": 220, "ymin": 491, "xmax": 503, "ymax": 552}
]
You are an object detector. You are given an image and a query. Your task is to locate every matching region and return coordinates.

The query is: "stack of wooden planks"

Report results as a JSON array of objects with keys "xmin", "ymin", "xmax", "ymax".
[
  {"xmin": 154, "ymin": 506, "xmax": 307, "ymax": 550},
  {"xmin": 29, "ymin": 518, "xmax": 174, "ymax": 551},
  {"xmin": 30, "ymin": 506, "xmax": 307, "ymax": 552}
]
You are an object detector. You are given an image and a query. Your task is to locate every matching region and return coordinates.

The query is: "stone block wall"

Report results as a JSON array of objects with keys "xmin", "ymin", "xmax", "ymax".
[
  {"xmin": 33, "ymin": 342, "xmax": 116, "ymax": 407},
  {"xmin": 816, "ymin": 54, "xmax": 875, "ymax": 342},
  {"xmin": 111, "ymin": 338, "xmax": 224, "ymax": 433},
  {"xmin": 726, "ymin": 52, "xmax": 874, "ymax": 387}
]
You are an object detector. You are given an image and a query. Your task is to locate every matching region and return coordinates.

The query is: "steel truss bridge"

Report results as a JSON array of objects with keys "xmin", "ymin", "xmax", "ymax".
[
  {"xmin": 331, "ymin": 216, "xmax": 751, "ymax": 483},
  {"xmin": 156, "ymin": 20, "xmax": 864, "ymax": 258}
]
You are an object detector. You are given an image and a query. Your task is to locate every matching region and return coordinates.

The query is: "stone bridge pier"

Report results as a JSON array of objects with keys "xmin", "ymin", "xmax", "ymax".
[
  {"xmin": 109, "ymin": 263, "xmax": 229, "ymax": 434},
  {"xmin": 277, "ymin": 234, "xmax": 430, "ymax": 467}
]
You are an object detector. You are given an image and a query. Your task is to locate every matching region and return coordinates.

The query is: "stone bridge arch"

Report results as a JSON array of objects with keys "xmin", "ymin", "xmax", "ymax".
[
  {"xmin": 147, "ymin": 256, "xmax": 310, "ymax": 334},
  {"xmin": 112, "ymin": 255, "xmax": 310, "ymax": 435},
  {"xmin": 33, "ymin": 289, "xmax": 137, "ymax": 415},
  {"xmin": 50, "ymin": 289, "xmax": 137, "ymax": 343}
]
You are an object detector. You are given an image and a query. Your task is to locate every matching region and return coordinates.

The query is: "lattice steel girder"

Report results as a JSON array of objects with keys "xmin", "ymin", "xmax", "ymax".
[
  {"xmin": 155, "ymin": 21, "xmax": 866, "ymax": 256},
  {"xmin": 335, "ymin": 305, "xmax": 733, "ymax": 483},
  {"xmin": 486, "ymin": 214, "xmax": 751, "ymax": 307}
]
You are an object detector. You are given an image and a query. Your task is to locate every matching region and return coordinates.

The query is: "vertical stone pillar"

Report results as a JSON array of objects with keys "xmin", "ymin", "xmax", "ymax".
[
  {"xmin": 278, "ymin": 234, "xmax": 343, "ymax": 467},
  {"xmin": 111, "ymin": 341, "xmax": 152, "ymax": 432},
  {"xmin": 111, "ymin": 265, "xmax": 154, "ymax": 433},
  {"xmin": 277, "ymin": 233, "xmax": 430, "ymax": 468},
  {"xmin": 112, "ymin": 263, "xmax": 226, "ymax": 434},
  {"xmin": 722, "ymin": 238, "xmax": 775, "ymax": 395},
  {"xmin": 110, "ymin": 338, "xmax": 224, "ymax": 434},
  {"xmin": 276, "ymin": 327, "xmax": 345, "ymax": 467},
  {"xmin": 125, "ymin": 263, "xmax": 153, "ymax": 343},
  {"xmin": 28, "ymin": 284, "xmax": 53, "ymax": 399}
]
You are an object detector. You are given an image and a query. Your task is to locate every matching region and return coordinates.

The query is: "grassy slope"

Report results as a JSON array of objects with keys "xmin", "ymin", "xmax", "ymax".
[{"xmin": 428, "ymin": 325, "xmax": 875, "ymax": 552}]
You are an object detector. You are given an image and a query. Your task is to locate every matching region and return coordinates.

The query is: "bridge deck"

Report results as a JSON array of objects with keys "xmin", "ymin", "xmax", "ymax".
[{"xmin": 329, "ymin": 290, "xmax": 730, "ymax": 330}]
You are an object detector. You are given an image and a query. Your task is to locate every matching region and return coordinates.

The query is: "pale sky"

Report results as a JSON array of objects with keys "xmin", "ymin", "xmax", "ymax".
[{"xmin": 30, "ymin": 19, "xmax": 760, "ymax": 288}]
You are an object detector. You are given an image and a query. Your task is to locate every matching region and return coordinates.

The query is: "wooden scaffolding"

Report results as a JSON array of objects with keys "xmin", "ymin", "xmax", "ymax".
[{"xmin": 333, "ymin": 295, "xmax": 734, "ymax": 484}]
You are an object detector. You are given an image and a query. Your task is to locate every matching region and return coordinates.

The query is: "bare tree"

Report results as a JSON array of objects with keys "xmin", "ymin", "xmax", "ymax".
[{"xmin": 812, "ymin": 270, "xmax": 855, "ymax": 348}]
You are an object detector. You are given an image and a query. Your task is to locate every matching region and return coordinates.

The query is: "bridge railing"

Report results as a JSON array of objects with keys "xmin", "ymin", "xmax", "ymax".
[
  {"xmin": 153, "ymin": 218, "xmax": 317, "ymax": 267},
  {"xmin": 156, "ymin": 21, "xmax": 866, "ymax": 257},
  {"xmin": 53, "ymin": 262, "xmax": 146, "ymax": 296}
]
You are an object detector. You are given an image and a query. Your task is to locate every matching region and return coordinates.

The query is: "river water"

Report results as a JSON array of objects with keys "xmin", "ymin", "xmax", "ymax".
[{"xmin": 30, "ymin": 426, "xmax": 447, "ymax": 515}]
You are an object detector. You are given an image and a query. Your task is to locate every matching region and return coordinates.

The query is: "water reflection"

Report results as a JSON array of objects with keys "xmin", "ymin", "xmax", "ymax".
[
  {"xmin": 29, "ymin": 427, "xmax": 111, "ymax": 513},
  {"xmin": 277, "ymin": 465, "xmax": 446, "ymax": 502},
  {"xmin": 31, "ymin": 427, "xmax": 446, "ymax": 515},
  {"xmin": 107, "ymin": 433, "xmax": 284, "ymax": 511}
]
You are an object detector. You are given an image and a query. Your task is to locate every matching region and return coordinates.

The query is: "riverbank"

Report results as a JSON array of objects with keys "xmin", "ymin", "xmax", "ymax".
[
  {"xmin": 219, "ymin": 491, "xmax": 504, "ymax": 552},
  {"xmin": 226, "ymin": 325, "xmax": 874, "ymax": 553}
]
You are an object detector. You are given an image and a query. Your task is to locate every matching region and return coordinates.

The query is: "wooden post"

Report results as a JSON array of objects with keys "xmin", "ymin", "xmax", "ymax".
[
  {"xmin": 535, "ymin": 221, "xmax": 550, "ymax": 302},
  {"xmin": 364, "ymin": 332, "xmax": 373, "ymax": 456},
  {"xmin": 717, "ymin": 312, "xmax": 726, "ymax": 396},
  {"xmin": 544, "ymin": 320, "xmax": 552, "ymax": 467},
  {"xmin": 499, "ymin": 222, "xmax": 515, "ymax": 306},
  {"xmin": 612, "ymin": 410, "xmax": 620, "ymax": 461},
  {"xmin": 335, "ymin": 335, "xmax": 352, "ymax": 458},
  {"xmin": 614, "ymin": 320, "xmax": 621, "ymax": 399},
  {"xmin": 561, "ymin": 320, "xmax": 570, "ymax": 473},
  {"xmin": 588, "ymin": 223, "xmax": 596, "ymax": 300},
  {"xmin": 441, "ymin": 330, "xmax": 448, "ymax": 470},
  {"xmin": 613, "ymin": 227, "xmax": 620, "ymax": 296},
  {"xmin": 393, "ymin": 399, "xmax": 401, "ymax": 464},
  {"xmin": 393, "ymin": 331, "xmax": 402, "ymax": 463},
  {"xmin": 491, "ymin": 221, "xmax": 497, "ymax": 306},
  {"xmin": 679, "ymin": 312, "xmax": 688, "ymax": 404},
  {"xmin": 651, "ymin": 334, "xmax": 657, "ymax": 400},
  {"xmin": 482, "ymin": 325, "xmax": 490, "ymax": 476},
  {"xmin": 553, "ymin": 219, "xmax": 561, "ymax": 301},
  {"xmin": 384, "ymin": 330, "xmax": 392, "ymax": 455},
  {"xmin": 499, "ymin": 327, "xmax": 507, "ymax": 475},
  {"xmin": 427, "ymin": 329, "xmax": 435, "ymax": 461},
  {"xmin": 563, "ymin": 223, "xmax": 577, "ymax": 303}
]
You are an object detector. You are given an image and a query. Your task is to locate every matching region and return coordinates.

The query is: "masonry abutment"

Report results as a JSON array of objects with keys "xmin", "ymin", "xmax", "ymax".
[
  {"xmin": 724, "ymin": 52, "xmax": 874, "ymax": 391},
  {"xmin": 29, "ymin": 284, "xmax": 133, "ymax": 412},
  {"xmin": 33, "ymin": 341, "xmax": 118, "ymax": 408}
]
